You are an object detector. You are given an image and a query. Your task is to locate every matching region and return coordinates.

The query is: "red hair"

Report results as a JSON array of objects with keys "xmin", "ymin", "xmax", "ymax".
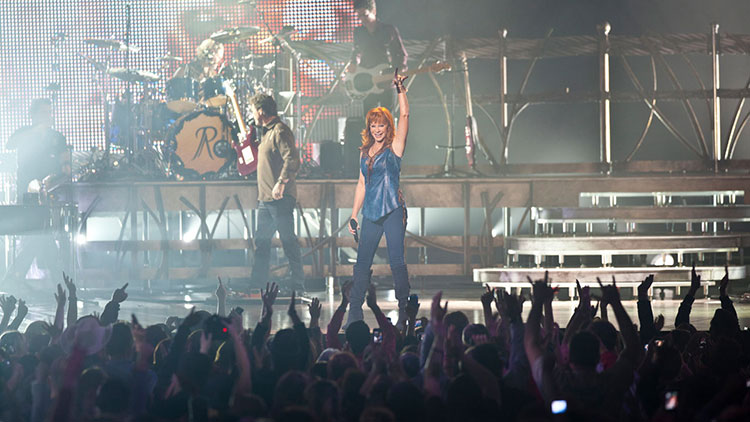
[{"xmin": 360, "ymin": 107, "xmax": 395, "ymax": 155}]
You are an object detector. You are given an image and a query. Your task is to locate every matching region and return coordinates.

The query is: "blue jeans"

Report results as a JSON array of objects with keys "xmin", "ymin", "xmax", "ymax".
[
  {"xmin": 347, "ymin": 206, "xmax": 409, "ymax": 326},
  {"xmin": 250, "ymin": 196, "xmax": 304, "ymax": 287}
]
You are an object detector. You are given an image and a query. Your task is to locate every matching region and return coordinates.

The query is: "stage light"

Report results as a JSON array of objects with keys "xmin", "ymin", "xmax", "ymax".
[{"xmin": 76, "ymin": 233, "xmax": 88, "ymax": 244}]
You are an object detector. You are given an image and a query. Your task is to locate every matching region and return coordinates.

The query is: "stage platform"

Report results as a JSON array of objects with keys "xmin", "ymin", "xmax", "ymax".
[{"xmin": 34, "ymin": 173, "xmax": 748, "ymax": 297}]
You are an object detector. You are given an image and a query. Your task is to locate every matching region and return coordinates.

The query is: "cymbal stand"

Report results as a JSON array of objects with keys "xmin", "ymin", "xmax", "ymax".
[
  {"xmin": 123, "ymin": 1, "xmax": 136, "ymax": 162},
  {"xmin": 430, "ymin": 36, "xmax": 474, "ymax": 177}
]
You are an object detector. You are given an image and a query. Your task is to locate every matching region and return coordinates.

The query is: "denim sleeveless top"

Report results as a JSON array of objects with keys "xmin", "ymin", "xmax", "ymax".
[{"xmin": 361, "ymin": 147, "xmax": 402, "ymax": 222}]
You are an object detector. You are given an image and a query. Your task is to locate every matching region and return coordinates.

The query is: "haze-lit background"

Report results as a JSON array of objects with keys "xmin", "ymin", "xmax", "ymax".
[{"xmin": 3, "ymin": 0, "xmax": 750, "ymax": 190}]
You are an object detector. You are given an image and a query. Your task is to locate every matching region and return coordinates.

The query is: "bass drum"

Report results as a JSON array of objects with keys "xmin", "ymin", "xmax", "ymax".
[{"xmin": 166, "ymin": 109, "xmax": 234, "ymax": 179}]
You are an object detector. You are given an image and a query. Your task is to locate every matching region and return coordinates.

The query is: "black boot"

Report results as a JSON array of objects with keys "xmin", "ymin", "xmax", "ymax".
[
  {"xmin": 346, "ymin": 264, "xmax": 372, "ymax": 328},
  {"xmin": 391, "ymin": 264, "xmax": 409, "ymax": 331}
]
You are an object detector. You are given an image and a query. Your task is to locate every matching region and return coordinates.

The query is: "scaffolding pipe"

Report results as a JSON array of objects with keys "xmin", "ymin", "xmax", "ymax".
[
  {"xmin": 598, "ymin": 22, "xmax": 612, "ymax": 171},
  {"xmin": 711, "ymin": 23, "xmax": 722, "ymax": 171}
]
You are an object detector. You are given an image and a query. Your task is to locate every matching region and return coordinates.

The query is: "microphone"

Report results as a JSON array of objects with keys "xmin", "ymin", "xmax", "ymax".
[{"xmin": 349, "ymin": 219, "xmax": 359, "ymax": 243}]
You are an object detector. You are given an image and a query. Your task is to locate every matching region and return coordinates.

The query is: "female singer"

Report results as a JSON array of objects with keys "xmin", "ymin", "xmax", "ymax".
[{"xmin": 347, "ymin": 71, "xmax": 409, "ymax": 328}]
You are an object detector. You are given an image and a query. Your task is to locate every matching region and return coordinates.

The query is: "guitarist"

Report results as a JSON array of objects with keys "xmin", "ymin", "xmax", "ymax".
[
  {"xmin": 347, "ymin": 0, "xmax": 408, "ymax": 116},
  {"xmin": 3, "ymin": 98, "xmax": 69, "ymax": 292},
  {"xmin": 248, "ymin": 93, "xmax": 305, "ymax": 295},
  {"xmin": 6, "ymin": 98, "xmax": 68, "ymax": 204}
]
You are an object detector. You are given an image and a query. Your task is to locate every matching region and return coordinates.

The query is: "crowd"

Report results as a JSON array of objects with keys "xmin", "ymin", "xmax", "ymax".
[{"xmin": 0, "ymin": 267, "xmax": 748, "ymax": 422}]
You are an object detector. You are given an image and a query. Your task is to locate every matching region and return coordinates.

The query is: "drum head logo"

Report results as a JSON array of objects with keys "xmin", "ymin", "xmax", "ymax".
[{"xmin": 174, "ymin": 112, "xmax": 230, "ymax": 175}]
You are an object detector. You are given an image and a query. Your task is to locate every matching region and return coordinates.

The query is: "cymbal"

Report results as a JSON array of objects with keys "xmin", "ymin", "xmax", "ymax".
[
  {"xmin": 210, "ymin": 26, "xmax": 261, "ymax": 43},
  {"xmin": 84, "ymin": 38, "xmax": 141, "ymax": 53},
  {"xmin": 160, "ymin": 54, "xmax": 184, "ymax": 62},
  {"xmin": 107, "ymin": 68, "xmax": 160, "ymax": 83}
]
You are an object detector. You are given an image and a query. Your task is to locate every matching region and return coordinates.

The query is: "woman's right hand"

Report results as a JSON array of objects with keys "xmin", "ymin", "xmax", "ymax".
[{"xmin": 348, "ymin": 216, "xmax": 358, "ymax": 235}]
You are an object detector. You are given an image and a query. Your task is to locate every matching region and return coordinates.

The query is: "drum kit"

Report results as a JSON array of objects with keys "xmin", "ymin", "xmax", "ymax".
[{"xmin": 77, "ymin": 24, "xmax": 275, "ymax": 181}]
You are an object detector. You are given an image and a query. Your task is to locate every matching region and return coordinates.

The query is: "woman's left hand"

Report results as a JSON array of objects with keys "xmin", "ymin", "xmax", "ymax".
[{"xmin": 393, "ymin": 68, "xmax": 408, "ymax": 92}]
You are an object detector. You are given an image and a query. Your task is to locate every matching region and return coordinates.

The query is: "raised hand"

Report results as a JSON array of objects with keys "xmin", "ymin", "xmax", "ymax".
[
  {"xmin": 0, "ymin": 295, "xmax": 16, "ymax": 314},
  {"xmin": 223, "ymin": 312, "xmax": 244, "ymax": 340},
  {"xmin": 54, "ymin": 284, "xmax": 66, "ymax": 307},
  {"xmin": 689, "ymin": 263, "xmax": 701, "ymax": 296},
  {"xmin": 393, "ymin": 68, "xmax": 408, "ymax": 93},
  {"xmin": 719, "ymin": 265, "xmax": 729, "ymax": 298},
  {"xmin": 340, "ymin": 280, "xmax": 353, "ymax": 306},
  {"xmin": 529, "ymin": 271, "xmax": 555, "ymax": 304},
  {"xmin": 500, "ymin": 290, "xmax": 523, "ymax": 322},
  {"xmin": 597, "ymin": 276, "xmax": 621, "ymax": 305},
  {"xmin": 638, "ymin": 274, "xmax": 655, "ymax": 300},
  {"xmin": 288, "ymin": 290, "xmax": 301, "ymax": 324},
  {"xmin": 63, "ymin": 272, "xmax": 76, "ymax": 298},
  {"xmin": 430, "ymin": 291, "xmax": 449, "ymax": 335},
  {"xmin": 216, "ymin": 277, "xmax": 227, "ymax": 300},
  {"xmin": 480, "ymin": 284, "xmax": 494, "ymax": 310},
  {"xmin": 16, "ymin": 299, "xmax": 28, "ymax": 319},
  {"xmin": 112, "ymin": 283, "xmax": 129, "ymax": 303},
  {"xmin": 576, "ymin": 280, "xmax": 591, "ymax": 306},
  {"xmin": 405, "ymin": 295, "xmax": 419, "ymax": 322},
  {"xmin": 308, "ymin": 297, "xmax": 321, "ymax": 326},
  {"xmin": 261, "ymin": 282, "xmax": 279, "ymax": 310},
  {"xmin": 366, "ymin": 284, "xmax": 378, "ymax": 309},
  {"xmin": 41, "ymin": 321, "xmax": 61, "ymax": 338},
  {"xmin": 654, "ymin": 314, "xmax": 665, "ymax": 332},
  {"xmin": 182, "ymin": 307, "xmax": 202, "ymax": 328}
]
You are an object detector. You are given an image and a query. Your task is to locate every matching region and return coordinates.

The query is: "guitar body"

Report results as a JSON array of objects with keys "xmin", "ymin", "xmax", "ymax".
[
  {"xmin": 234, "ymin": 126, "xmax": 259, "ymax": 176},
  {"xmin": 344, "ymin": 62, "xmax": 452, "ymax": 100},
  {"xmin": 343, "ymin": 64, "xmax": 391, "ymax": 100},
  {"xmin": 224, "ymin": 80, "xmax": 259, "ymax": 176}
]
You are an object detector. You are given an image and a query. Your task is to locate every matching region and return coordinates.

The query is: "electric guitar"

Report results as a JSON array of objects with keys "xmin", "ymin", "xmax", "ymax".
[
  {"xmin": 224, "ymin": 82, "xmax": 259, "ymax": 175},
  {"xmin": 343, "ymin": 62, "xmax": 451, "ymax": 100}
]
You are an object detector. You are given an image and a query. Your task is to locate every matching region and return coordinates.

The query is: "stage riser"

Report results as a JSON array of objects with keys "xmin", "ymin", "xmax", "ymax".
[{"xmin": 44, "ymin": 176, "xmax": 750, "ymax": 285}]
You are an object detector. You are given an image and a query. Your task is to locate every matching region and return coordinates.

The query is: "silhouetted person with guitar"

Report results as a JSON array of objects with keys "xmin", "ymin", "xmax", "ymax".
[
  {"xmin": 3, "ymin": 98, "xmax": 69, "ymax": 293},
  {"xmin": 6, "ymin": 98, "xmax": 67, "ymax": 203},
  {"xmin": 248, "ymin": 93, "xmax": 305, "ymax": 294},
  {"xmin": 346, "ymin": 0, "xmax": 407, "ymax": 115},
  {"xmin": 347, "ymin": 71, "xmax": 409, "ymax": 329}
]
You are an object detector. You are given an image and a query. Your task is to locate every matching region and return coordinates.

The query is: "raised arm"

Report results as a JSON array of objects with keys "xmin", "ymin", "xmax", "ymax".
[
  {"xmin": 227, "ymin": 313, "xmax": 252, "ymax": 395},
  {"xmin": 525, "ymin": 274, "xmax": 554, "ymax": 367},
  {"xmin": 718, "ymin": 265, "xmax": 740, "ymax": 331},
  {"xmin": 0, "ymin": 295, "xmax": 17, "ymax": 332},
  {"xmin": 637, "ymin": 274, "xmax": 657, "ymax": 344},
  {"xmin": 8, "ymin": 299, "xmax": 28, "ymax": 331},
  {"xmin": 100, "ymin": 283, "xmax": 128, "ymax": 325},
  {"xmin": 391, "ymin": 73, "xmax": 409, "ymax": 157},
  {"xmin": 53, "ymin": 285, "xmax": 66, "ymax": 333},
  {"xmin": 366, "ymin": 284, "xmax": 397, "ymax": 357},
  {"xmin": 216, "ymin": 277, "xmax": 227, "ymax": 317},
  {"xmin": 63, "ymin": 273, "xmax": 78, "ymax": 328},
  {"xmin": 288, "ymin": 291, "xmax": 311, "ymax": 370},
  {"xmin": 675, "ymin": 263, "xmax": 700, "ymax": 327},
  {"xmin": 599, "ymin": 277, "xmax": 641, "ymax": 364},
  {"xmin": 326, "ymin": 281, "xmax": 351, "ymax": 350},
  {"xmin": 307, "ymin": 297, "xmax": 323, "ymax": 359}
]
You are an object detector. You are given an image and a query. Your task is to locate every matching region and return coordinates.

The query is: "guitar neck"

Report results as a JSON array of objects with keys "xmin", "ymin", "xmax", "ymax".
[
  {"xmin": 228, "ymin": 93, "xmax": 249, "ymax": 134},
  {"xmin": 371, "ymin": 66, "xmax": 437, "ymax": 85}
]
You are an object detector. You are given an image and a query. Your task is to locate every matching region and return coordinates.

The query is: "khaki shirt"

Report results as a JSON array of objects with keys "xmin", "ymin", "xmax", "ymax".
[{"xmin": 257, "ymin": 117, "xmax": 299, "ymax": 202}]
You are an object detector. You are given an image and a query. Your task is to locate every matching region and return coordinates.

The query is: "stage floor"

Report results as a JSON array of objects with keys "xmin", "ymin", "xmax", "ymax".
[{"xmin": 4, "ymin": 277, "xmax": 750, "ymax": 332}]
